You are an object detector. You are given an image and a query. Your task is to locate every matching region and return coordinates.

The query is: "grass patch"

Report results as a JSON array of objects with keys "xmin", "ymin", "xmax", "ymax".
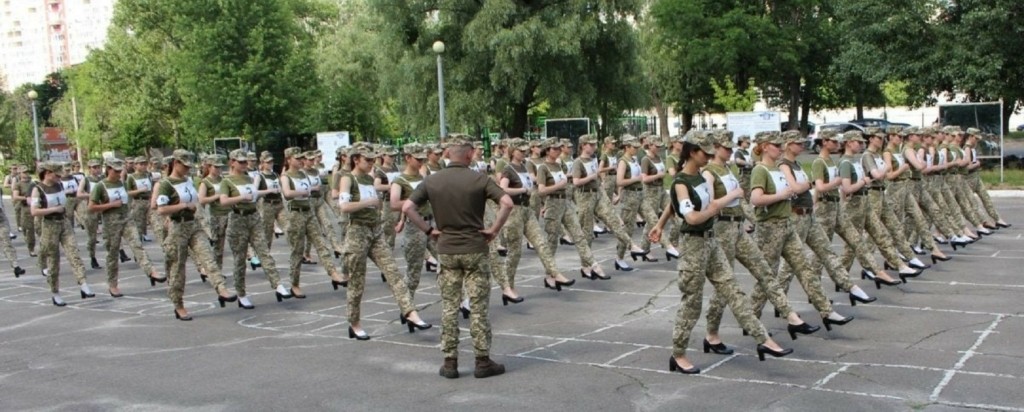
[
  {"xmin": 1007, "ymin": 131, "xmax": 1024, "ymax": 140},
  {"xmin": 981, "ymin": 168, "xmax": 1024, "ymax": 189}
]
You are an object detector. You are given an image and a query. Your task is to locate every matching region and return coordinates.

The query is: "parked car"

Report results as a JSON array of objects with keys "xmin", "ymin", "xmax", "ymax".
[
  {"xmin": 849, "ymin": 118, "xmax": 911, "ymax": 130},
  {"xmin": 781, "ymin": 120, "xmax": 817, "ymax": 134},
  {"xmin": 1016, "ymin": 124, "xmax": 1024, "ymax": 131},
  {"xmin": 805, "ymin": 122, "xmax": 865, "ymax": 153}
]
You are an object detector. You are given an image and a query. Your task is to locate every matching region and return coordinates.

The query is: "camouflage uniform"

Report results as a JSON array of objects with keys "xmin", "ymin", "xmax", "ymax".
[
  {"xmin": 257, "ymin": 157, "xmax": 286, "ymax": 250},
  {"xmin": 59, "ymin": 174, "xmax": 82, "ymax": 227},
  {"xmin": 640, "ymin": 147, "xmax": 673, "ymax": 250},
  {"xmin": 964, "ymin": 137, "xmax": 1001, "ymax": 222},
  {"xmin": 0, "ymin": 203, "xmax": 18, "ymax": 268},
  {"xmin": 92, "ymin": 174, "xmax": 158, "ymax": 288},
  {"xmin": 537, "ymin": 158, "xmax": 595, "ymax": 268},
  {"xmin": 573, "ymin": 148, "xmax": 633, "ymax": 247},
  {"xmin": 809, "ymin": 151, "xmax": 885, "ymax": 278},
  {"xmin": 376, "ymin": 161, "xmax": 401, "ymax": 249},
  {"xmin": 862, "ymin": 144, "xmax": 916, "ymax": 259},
  {"xmin": 615, "ymin": 147, "xmax": 654, "ymax": 260},
  {"xmin": 282, "ymin": 150, "xmax": 339, "ymax": 286},
  {"xmin": 34, "ymin": 176, "xmax": 88, "ymax": 293},
  {"xmin": 393, "ymin": 170, "xmax": 429, "ymax": 298},
  {"xmin": 221, "ymin": 171, "xmax": 282, "ymax": 296},
  {"xmin": 126, "ymin": 163, "xmax": 153, "ymax": 238},
  {"xmin": 15, "ymin": 179, "xmax": 36, "ymax": 254},
  {"xmin": 439, "ymin": 253, "xmax": 494, "ymax": 358},
  {"xmin": 158, "ymin": 155, "xmax": 230, "ymax": 306},
  {"xmin": 837, "ymin": 149, "xmax": 906, "ymax": 271},
  {"xmin": 307, "ymin": 154, "xmax": 345, "ymax": 257}
]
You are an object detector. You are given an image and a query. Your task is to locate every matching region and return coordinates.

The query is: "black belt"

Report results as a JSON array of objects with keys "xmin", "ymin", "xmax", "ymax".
[
  {"xmin": 133, "ymin": 195, "xmax": 149, "ymax": 200},
  {"xmin": 867, "ymin": 186, "xmax": 884, "ymax": 191},
  {"xmin": 66, "ymin": 194, "xmax": 77, "ymax": 199},
  {"xmin": 233, "ymin": 209, "xmax": 257, "ymax": 216},
  {"xmin": 547, "ymin": 193, "xmax": 567, "ymax": 199},
  {"xmin": 820, "ymin": 195, "xmax": 840, "ymax": 202},
  {"xmin": 263, "ymin": 198, "xmax": 282, "ymax": 204},
  {"xmin": 681, "ymin": 231, "xmax": 714, "ymax": 238},
  {"xmin": 577, "ymin": 187, "xmax": 599, "ymax": 193},
  {"xmin": 170, "ymin": 215, "xmax": 195, "ymax": 223},
  {"xmin": 288, "ymin": 205, "xmax": 311, "ymax": 212},
  {"xmin": 793, "ymin": 207, "xmax": 812, "ymax": 216},
  {"xmin": 624, "ymin": 187, "xmax": 643, "ymax": 192},
  {"xmin": 43, "ymin": 214, "xmax": 65, "ymax": 221},
  {"xmin": 850, "ymin": 191, "xmax": 866, "ymax": 197},
  {"xmin": 717, "ymin": 215, "xmax": 743, "ymax": 222}
]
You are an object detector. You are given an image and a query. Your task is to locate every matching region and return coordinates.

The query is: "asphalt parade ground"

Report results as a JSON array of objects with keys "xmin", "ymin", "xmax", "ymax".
[{"xmin": 0, "ymin": 197, "xmax": 1021, "ymax": 411}]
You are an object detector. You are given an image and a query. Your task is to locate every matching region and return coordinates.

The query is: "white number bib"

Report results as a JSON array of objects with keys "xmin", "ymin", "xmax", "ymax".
[
  {"xmin": 938, "ymin": 149, "xmax": 947, "ymax": 165},
  {"xmin": 827, "ymin": 166, "xmax": 839, "ymax": 180},
  {"xmin": 550, "ymin": 170, "xmax": 566, "ymax": 184},
  {"xmin": 768, "ymin": 170, "xmax": 790, "ymax": 192},
  {"xmin": 607, "ymin": 156, "xmax": 618, "ymax": 169},
  {"xmin": 237, "ymin": 182, "xmax": 258, "ymax": 203},
  {"xmin": 61, "ymin": 179, "xmax": 79, "ymax": 194},
  {"xmin": 585, "ymin": 159, "xmax": 598, "ymax": 176},
  {"xmin": 853, "ymin": 164, "xmax": 866, "ymax": 180},
  {"xmin": 385, "ymin": 172, "xmax": 400, "ymax": 184},
  {"xmin": 628, "ymin": 161, "xmax": 641, "ymax": 179},
  {"xmin": 517, "ymin": 172, "xmax": 534, "ymax": 190},
  {"xmin": 135, "ymin": 177, "xmax": 152, "ymax": 191},
  {"xmin": 893, "ymin": 154, "xmax": 905, "ymax": 168},
  {"xmin": 653, "ymin": 162, "xmax": 665, "ymax": 174},
  {"xmin": 106, "ymin": 186, "xmax": 128, "ymax": 205},
  {"xmin": 693, "ymin": 182, "xmax": 712, "ymax": 210},
  {"xmin": 357, "ymin": 184, "xmax": 377, "ymax": 206},
  {"xmin": 174, "ymin": 181, "xmax": 199, "ymax": 206},
  {"xmin": 720, "ymin": 172, "xmax": 741, "ymax": 208},
  {"xmin": 41, "ymin": 190, "xmax": 66, "ymax": 208},
  {"xmin": 264, "ymin": 177, "xmax": 281, "ymax": 191}
]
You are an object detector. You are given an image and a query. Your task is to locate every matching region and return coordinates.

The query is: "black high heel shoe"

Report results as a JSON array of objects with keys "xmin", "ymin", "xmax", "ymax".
[
  {"xmin": 822, "ymin": 315, "xmax": 854, "ymax": 331},
  {"xmin": 559, "ymin": 238, "xmax": 575, "ymax": 246},
  {"xmin": 109, "ymin": 290, "xmax": 124, "ymax": 298},
  {"xmin": 250, "ymin": 260, "xmax": 261, "ymax": 270},
  {"xmin": 14, "ymin": 266, "xmax": 25, "ymax": 278},
  {"xmin": 543, "ymin": 278, "xmax": 562, "ymax": 292},
  {"xmin": 629, "ymin": 250, "xmax": 652, "ymax": 262},
  {"xmin": 742, "ymin": 329, "xmax": 773, "ymax": 337},
  {"xmin": 217, "ymin": 294, "xmax": 238, "ymax": 308},
  {"xmin": 119, "ymin": 249, "xmax": 130, "ymax": 263},
  {"xmin": 174, "ymin": 310, "xmax": 193, "ymax": 321},
  {"xmin": 291, "ymin": 288, "xmax": 306, "ymax": 299},
  {"xmin": 666, "ymin": 250, "xmax": 680, "ymax": 261},
  {"xmin": 425, "ymin": 261, "xmax": 438, "ymax": 272},
  {"xmin": 933, "ymin": 235, "xmax": 949, "ymax": 245},
  {"xmin": 614, "ymin": 261, "xmax": 634, "ymax": 272},
  {"xmin": 275, "ymin": 291, "xmax": 292, "ymax": 302},
  {"xmin": 581, "ymin": 268, "xmax": 594, "ymax": 280},
  {"xmin": 332, "ymin": 279, "xmax": 348, "ymax": 290},
  {"xmin": 149, "ymin": 274, "xmax": 167, "ymax": 286},
  {"xmin": 381, "ymin": 273, "xmax": 387, "ymax": 283},
  {"xmin": 334, "ymin": 251, "xmax": 342, "ymax": 259},
  {"xmin": 406, "ymin": 316, "xmax": 432, "ymax": 333},
  {"xmin": 756, "ymin": 344, "xmax": 794, "ymax": 361},
  {"xmin": 459, "ymin": 306, "xmax": 470, "ymax": 319},
  {"xmin": 668, "ymin": 357, "xmax": 700, "ymax": 374},
  {"xmin": 702, "ymin": 339, "xmax": 734, "ymax": 355},
  {"xmin": 80, "ymin": 290, "xmax": 95, "ymax": 299},
  {"xmin": 200, "ymin": 273, "xmax": 208, "ymax": 283},
  {"xmin": 238, "ymin": 300, "xmax": 255, "ymax": 310},
  {"xmin": 996, "ymin": 222, "xmax": 1011, "ymax": 228},
  {"xmin": 502, "ymin": 294, "xmax": 524, "ymax": 306},
  {"xmin": 951, "ymin": 239, "xmax": 968, "ymax": 251},
  {"xmin": 52, "ymin": 297, "xmax": 66, "ymax": 307},
  {"xmin": 849, "ymin": 293, "xmax": 877, "ymax": 307},
  {"xmin": 861, "ymin": 269, "xmax": 876, "ymax": 280},
  {"xmin": 301, "ymin": 257, "xmax": 316, "ymax": 265},
  {"xmin": 636, "ymin": 220, "xmax": 646, "ymax": 228},
  {"xmin": 590, "ymin": 269, "xmax": 610, "ymax": 280},
  {"xmin": 931, "ymin": 254, "xmax": 951, "ymax": 264},
  {"xmin": 497, "ymin": 248, "xmax": 508, "ymax": 257},
  {"xmin": 555, "ymin": 278, "xmax": 575, "ymax": 287},
  {"xmin": 348, "ymin": 326, "xmax": 370, "ymax": 340},
  {"xmin": 787, "ymin": 323, "xmax": 820, "ymax": 340},
  {"xmin": 874, "ymin": 277, "xmax": 902, "ymax": 289},
  {"xmin": 834, "ymin": 284, "xmax": 842, "ymax": 293}
]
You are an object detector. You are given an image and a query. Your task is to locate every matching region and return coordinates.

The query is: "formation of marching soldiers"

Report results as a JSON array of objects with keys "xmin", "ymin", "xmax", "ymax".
[{"xmin": 1, "ymin": 124, "xmax": 1010, "ymax": 376}]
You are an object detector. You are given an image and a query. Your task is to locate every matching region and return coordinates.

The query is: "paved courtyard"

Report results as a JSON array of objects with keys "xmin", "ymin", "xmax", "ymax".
[{"xmin": 0, "ymin": 197, "xmax": 1022, "ymax": 411}]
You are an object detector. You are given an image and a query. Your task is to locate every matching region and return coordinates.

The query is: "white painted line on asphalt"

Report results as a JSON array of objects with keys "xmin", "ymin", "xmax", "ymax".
[
  {"xmin": 991, "ymin": 251, "xmax": 1001, "ymax": 257},
  {"xmin": 929, "ymin": 314, "xmax": 1005, "ymax": 402},
  {"xmin": 602, "ymin": 345, "xmax": 649, "ymax": 366},
  {"xmin": 812, "ymin": 364, "xmax": 851, "ymax": 389},
  {"xmin": 937, "ymin": 400, "xmax": 1024, "ymax": 412},
  {"xmin": 700, "ymin": 353, "xmax": 738, "ymax": 374}
]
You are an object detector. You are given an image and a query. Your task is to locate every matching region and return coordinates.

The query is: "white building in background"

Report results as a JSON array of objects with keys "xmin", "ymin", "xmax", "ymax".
[{"xmin": 0, "ymin": 0, "xmax": 115, "ymax": 91}]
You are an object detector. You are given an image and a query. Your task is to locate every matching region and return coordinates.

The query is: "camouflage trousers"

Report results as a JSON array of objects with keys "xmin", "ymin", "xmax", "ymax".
[
  {"xmin": 813, "ymin": 199, "xmax": 882, "ymax": 275},
  {"xmin": 286, "ymin": 205, "xmax": 338, "ymax": 287},
  {"xmin": 951, "ymin": 174, "xmax": 985, "ymax": 226},
  {"xmin": 344, "ymin": 223, "xmax": 415, "ymax": 325},
  {"xmin": 208, "ymin": 212, "xmax": 229, "ymax": 269},
  {"xmin": 602, "ymin": 174, "xmax": 617, "ymax": 201},
  {"xmin": 496, "ymin": 205, "xmax": 560, "ymax": 290},
  {"xmin": 0, "ymin": 208, "xmax": 18, "ymax": 267},
  {"xmin": 131, "ymin": 198, "xmax": 149, "ymax": 237},
  {"xmin": 102, "ymin": 209, "xmax": 155, "ymax": 287},
  {"xmin": 706, "ymin": 217, "xmax": 794, "ymax": 334},
  {"xmin": 197, "ymin": 207, "xmax": 213, "ymax": 240},
  {"xmin": 39, "ymin": 218, "xmax": 87, "ymax": 293},
  {"xmin": 150, "ymin": 208, "xmax": 166, "ymax": 242},
  {"xmin": 64, "ymin": 197, "xmax": 80, "ymax": 228},
  {"xmin": 779, "ymin": 212, "xmax": 854, "ymax": 293},
  {"xmin": 643, "ymin": 185, "xmax": 673, "ymax": 250},
  {"xmin": 381, "ymin": 206, "xmax": 399, "ymax": 249},
  {"xmin": 527, "ymin": 191, "xmax": 542, "ymax": 219},
  {"xmin": 260, "ymin": 200, "xmax": 285, "ymax": 250},
  {"xmin": 165, "ymin": 219, "xmax": 228, "ymax": 306},
  {"xmin": 966, "ymin": 172, "xmax": 1000, "ymax": 222},
  {"xmin": 400, "ymin": 217, "xmax": 429, "ymax": 299},
  {"xmin": 81, "ymin": 210, "xmax": 100, "ymax": 259},
  {"xmin": 616, "ymin": 189, "xmax": 656, "ymax": 259},
  {"xmin": 674, "ymin": 234, "xmax": 767, "ymax": 357},
  {"xmin": 18, "ymin": 206, "xmax": 35, "ymax": 254},
  {"xmin": 927, "ymin": 175, "xmax": 968, "ymax": 232},
  {"xmin": 940, "ymin": 175, "xmax": 980, "ymax": 227},
  {"xmin": 839, "ymin": 195, "xmax": 904, "ymax": 270},
  {"xmin": 912, "ymin": 179, "xmax": 958, "ymax": 242},
  {"xmin": 332, "ymin": 202, "xmax": 350, "ymax": 275},
  {"xmin": 893, "ymin": 180, "xmax": 938, "ymax": 251},
  {"xmin": 438, "ymin": 252, "xmax": 493, "ymax": 359},
  {"xmin": 750, "ymin": 218, "xmax": 833, "ymax": 318},
  {"xmin": 868, "ymin": 190, "xmax": 915, "ymax": 259},
  {"xmin": 575, "ymin": 189, "xmax": 632, "ymax": 247},
  {"xmin": 314, "ymin": 198, "xmax": 345, "ymax": 255},
  {"xmin": 227, "ymin": 211, "xmax": 281, "ymax": 296},
  {"xmin": 13, "ymin": 203, "xmax": 23, "ymax": 232},
  {"xmin": 542, "ymin": 197, "xmax": 594, "ymax": 268}
]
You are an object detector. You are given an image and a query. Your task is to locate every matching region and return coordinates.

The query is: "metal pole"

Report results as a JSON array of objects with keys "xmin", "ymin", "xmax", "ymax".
[
  {"xmin": 436, "ymin": 54, "xmax": 447, "ymax": 139},
  {"xmin": 999, "ymin": 98, "xmax": 1004, "ymax": 183},
  {"xmin": 31, "ymin": 101, "xmax": 40, "ymax": 162}
]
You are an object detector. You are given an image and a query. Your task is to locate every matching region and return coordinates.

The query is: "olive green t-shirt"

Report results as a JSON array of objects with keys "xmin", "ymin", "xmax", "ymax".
[
  {"xmin": 408, "ymin": 164, "xmax": 507, "ymax": 254},
  {"xmin": 670, "ymin": 172, "xmax": 714, "ymax": 233},
  {"xmin": 778, "ymin": 158, "xmax": 813, "ymax": 209},
  {"xmin": 620, "ymin": 154, "xmax": 642, "ymax": 190},
  {"xmin": 156, "ymin": 176, "xmax": 199, "ymax": 220},
  {"xmin": 907, "ymin": 144, "xmax": 923, "ymax": 180},
  {"xmin": 749, "ymin": 164, "xmax": 792, "ymax": 222},
  {"xmin": 259, "ymin": 170, "xmax": 282, "ymax": 201},
  {"xmin": 811, "ymin": 157, "xmax": 840, "ymax": 199},
  {"xmin": 346, "ymin": 173, "xmax": 380, "ymax": 226},
  {"xmin": 283, "ymin": 170, "xmax": 311, "ymax": 207},
  {"xmin": 641, "ymin": 155, "xmax": 665, "ymax": 188},
  {"xmin": 90, "ymin": 178, "xmax": 130, "ymax": 214},
  {"xmin": 536, "ymin": 161, "xmax": 568, "ymax": 197},
  {"xmin": 15, "ymin": 180, "xmax": 35, "ymax": 206},
  {"xmin": 394, "ymin": 172, "xmax": 432, "ymax": 216},
  {"xmin": 884, "ymin": 146, "xmax": 909, "ymax": 181},
  {"xmin": 703, "ymin": 162, "xmax": 742, "ymax": 216},
  {"xmin": 570, "ymin": 156, "xmax": 600, "ymax": 191},
  {"xmin": 126, "ymin": 172, "xmax": 153, "ymax": 199},
  {"xmin": 861, "ymin": 148, "xmax": 885, "ymax": 188},
  {"xmin": 839, "ymin": 155, "xmax": 864, "ymax": 195},
  {"xmin": 221, "ymin": 174, "xmax": 259, "ymax": 211},
  {"xmin": 599, "ymin": 151, "xmax": 620, "ymax": 175},
  {"xmin": 202, "ymin": 175, "xmax": 230, "ymax": 215},
  {"xmin": 502, "ymin": 163, "xmax": 531, "ymax": 206},
  {"xmin": 305, "ymin": 167, "xmax": 323, "ymax": 198}
]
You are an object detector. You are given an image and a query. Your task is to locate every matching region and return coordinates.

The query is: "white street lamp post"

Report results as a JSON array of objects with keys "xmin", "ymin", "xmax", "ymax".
[
  {"xmin": 433, "ymin": 40, "xmax": 447, "ymax": 139},
  {"xmin": 27, "ymin": 90, "xmax": 40, "ymax": 162}
]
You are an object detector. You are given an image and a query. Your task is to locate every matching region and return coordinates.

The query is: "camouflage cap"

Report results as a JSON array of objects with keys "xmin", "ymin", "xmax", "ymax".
[
  {"xmin": 38, "ymin": 161, "xmax": 63, "ymax": 173},
  {"xmin": 246, "ymin": 151, "xmax": 258, "ymax": 161},
  {"xmin": 380, "ymin": 145, "xmax": 399, "ymax": 156},
  {"xmin": 942, "ymin": 125, "xmax": 964, "ymax": 134},
  {"xmin": 284, "ymin": 147, "xmax": 306, "ymax": 159},
  {"xmin": 682, "ymin": 130, "xmax": 715, "ymax": 155},
  {"xmin": 211, "ymin": 155, "xmax": 226, "ymax": 167},
  {"xmin": 229, "ymin": 149, "xmax": 249, "ymax": 162},
  {"xmin": 104, "ymin": 158, "xmax": 125, "ymax": 171},
  {"xmin": 838, "ymin": 131, "xmax": 866, "ymax": 143},
  {"xmin": 125, "ymin": 157, "xmax": 136, "ymax": 164},
  {"xmin": 509, "ymin": 138, "xmax": 529, "ymax": 152},
  {"xmin": 754, "ymin": 130, "xmax": 783, "ymax": 145},
  {"xmin": 430, "ymin": 143, "xmax": 444, "ymax": 154},
  {"xmin": 603, "ymin": 135, "xmax": 619, "ymax": 145},
  {"xmin": 545, "ymin": 137, "xmax": 562, "ymax": 148},
  {"xmin": 712, "ymin": 130, "xmax": 735, "ymax": 148},
  {"xmin": 351, "ymin": 145, "xmax": 379, "ymax": 159},
  {"xmin": 260, "ymin": 151, "xmax": 274, "ymax": 162},
  {"xmin": 402, "ymin": 143, "xmax": 429, "ymax": 159},
  {"xmin": 647, "ymin": 137, "xmax": 665, "ymax": 148},
  {"xmin": 578, "ymin": 134, "xmax": 597, "ymax": 145},
  {"xmin": 966, "ymin": 127, "xmax": 983, "ymax": 136},
  {"xmin": 87, "ymin": 159, "xmax": 103, "ymax": 167},
  {"xmin": 901, "ymin": 126, "xmax": 918, "ymax": 136},
  {"xmin": 885, "ymin": 126, "xmax": 904, "ymax": 135},
  {"xmin": 172, "ymin": 149, "xmax": 196, "ymax": 167},
  {"xmin": 302, "ymin": 150, "xmax": 318, "ymax": 160},
  {"xmin": 528, "ymin": 139, "xmax": 544, "ymax": 148},
  {"xmin": 621, "ymin": 134, "xmax": 642, "ymax": 148},
  {"xmin": 863, "ymin": 127, "xmax": 884, "ymax": 138},
  {"xmin": 818, "ymin": 129, "xmax": 839, "ymax": 140},
  {"xmin": 782, "ymin": 130, "xmax": 806, "ymax": 144},
  {"xmin": 737, "ymin": 134, "xmax": 751, "ymax": 143}
]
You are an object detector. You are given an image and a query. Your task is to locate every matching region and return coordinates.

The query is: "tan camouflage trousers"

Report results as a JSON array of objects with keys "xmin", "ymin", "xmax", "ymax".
[
  {"xmin": 706, "ymin": 218, "xmax": 794, "ymax": 334},
  {"xmin": 228, "ymin": 212, "xmax": 281, "ymax": 296},
  {"xmin": 602, "ymin": 175, "xmax": 617, "ymax": 203},
  {"xmin": 381, "ymin": 206, "xmax": 399, "ymax": 249},
  {"xmin": 102, "ymin": 210, "xmax": 155, "ymax": 287},
  {"xmin": 951, "ymin": 174, "xmax": 985, "ymax": 226},
  {"xmin": 674, "ymin": 234, "xmax": 767, "ymax": 357},
  {"xmin": 496, "ymin": 205, "xmax": 560, "ymax": 290},
  {"xmin": 131, "ymin": 198, "xmax": 149, "ymax": 237},
  {"xmin": 438, "ymin": 252, "xmax": 493, "ymax": 359},
  {"xmin": 542, "ymin": 197, "xmax": 595, "ymax": 268},
  {"xmin": 39, "ymin": 218, "xmax": 88, "ymax": 293},
  {"xmin": 871, "ymin": 188, "xmax": 915, "ymax": 258},
  {"xmin": 260, "ymin": 200, "xmax": 285, "ymax": 250},
  {"xmin": 165, "ymin": 219, "xmax": 228, "ymax": 306},
  {"xmin": 912, "ymin": 179, "xmax": 957, "ymax": 242},
  {"xmin": 780, "ymin": 213, "xmax": 855, "ymax": 293},
  {"xmin": 0, "ymin": 208, "xmax": 18, "ymax": 267},
  {"xmin": 927, "ymin": 175, "xmax": 967, "ymax": 232},
  {"xmin": 286, "ymin": 207, "xmax": 338, "ymax": 287},
  {"xmin": 13, "ymin": 203, "xmax": 23, "ymax": 233},
  {"xmin": 616, "ymin": 189, "xmax": 655, "ymax": 259},
  {"xmin": 643, "ymin": 186, "xmax": 673, "ymax": 250},
  {"xmin": 939, "ymin": 175, "xmax": 979, "ymax": 227},
  {"xmin": 80, "ymin": 210, "xmax": 100, "ymax": 260},
  {"xmin": 840, "ymin": 195, "xmax": 904, "ymax": 270},
  {"xmin": 208, "ymin": 212, "xmax": 229, "ymax": 269},
  {"xmin": 343, "ymin": 223, "xmax": 415, "ymax": 325},
  {"xmin": 966, "ymin": 172, "xmax": 1000, "ymax": 222},
  {"xmin": 18, "ymin": 206, "xmax": 35, "ymax": 254},
  {"xmin": 400, "ymin": 219, "xmax": 428, "ymax": 299},
  {"xmin": 197, "ymin": 208, "xmax": 213, "ymax": 240},
  {"xmin": 750, "ymin": 218, "xmax": 834, "ymax": 318},
  {"xmin": 813, "ymin": 199, "xmax": 882, "ymax": 275},
  {"xmin": 575, "ymin": 189, "xmax": 632, "ymax": 247},
  {"xmin": 64, "ymin": 197, "xmax": 80, "ymax": 228},
  {"xmin": 314, "ymin": 198, "xmax": 344, "ymax": 255},
  {"xmin": 149, "ymin": 209, "xmax": 165, "ymax": 242},
  {"xmin": 895, "ymin": 180, "xmax": 938, "ymax": 251}
]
